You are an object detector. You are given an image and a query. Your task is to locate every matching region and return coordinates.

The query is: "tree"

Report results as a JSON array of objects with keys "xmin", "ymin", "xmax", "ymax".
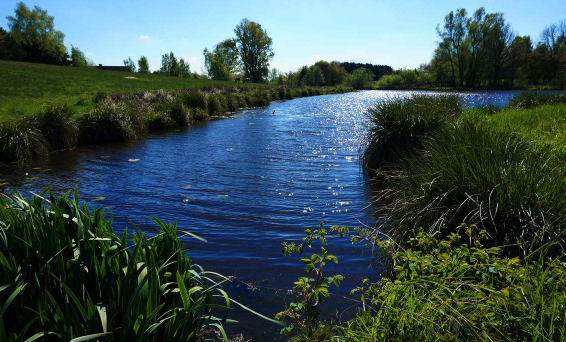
[
  {"xmin": 213, "ymin": 39, "xmax": 240, "ymax": 74},
  {"xmin": 327, "ymin": 61, "xmax": 348, "ymax": 85},
  {"xmin": 70, "ymin": 45, "xmax": 91, "ymax": 67},
  {"xmin": 123, "ymin": 56, "xmax": 136, "ymax": 72},
  {"xmin": 234, "ymin": 18, "xmax": 274, "ymax": 83},
  {"xmin": 0, "ymin": 27, "xmax": 8, "ymax": 59},
  {"xmin": 347, "ymin": 68, "xmax": 375, "ymax": 89},
  {"xmin": 484, "ymin": 14, "xmax": 514, "ymax": 86},
  {"xmin": 437, "ymin": 9, "xmax": 468, "ymax": 87},
  {"xmin": 160, "ymin": 52, "xmax": 181, "ymax": 76},
  {"xmin": 137, "ymin": 56, "xmax": 149, "ymax": 73},
  {"xmin": 203, "ymin": 48, "xmax": 233, "ymax": 80},
  {"xmin": 6, "ymin": 2, "xmax": 67, "ymax": 64},
  {"xmin": 179, "ymin": 58, "xmax": 191, "ymax": 77},
  {"xmin": 302, "ymin": 65, "xmax": 325, "ymax": 86}
]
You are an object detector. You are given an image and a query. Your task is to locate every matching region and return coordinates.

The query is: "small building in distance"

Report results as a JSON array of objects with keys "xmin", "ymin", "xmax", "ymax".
[{"xmin": 98, "ymin": 64, "xmax": 128, "ymax": 72}]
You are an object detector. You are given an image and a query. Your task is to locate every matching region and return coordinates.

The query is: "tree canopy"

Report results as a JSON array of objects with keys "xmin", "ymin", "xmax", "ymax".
[
  {"xmin": 6, "ymin": 2, "xmax": 67, "ymax": 64},
  {"xmin": 234, "ymin": 19, "xmax": 274, "ymax": 83}
]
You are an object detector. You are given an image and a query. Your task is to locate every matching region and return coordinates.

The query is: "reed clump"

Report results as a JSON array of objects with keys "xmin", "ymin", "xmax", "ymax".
[
  {"xmin": 0, "ymin": 189, "xmax": 239, "ymax": 341},
  {"xmin": 361, "ymin": 94, "xmax": 461, "ymax": 172}
]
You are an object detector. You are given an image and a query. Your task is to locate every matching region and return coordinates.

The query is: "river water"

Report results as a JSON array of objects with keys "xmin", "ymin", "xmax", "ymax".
[{"xmin": 0, "ymin": 90, "xmax": 526, "ymax": 339}]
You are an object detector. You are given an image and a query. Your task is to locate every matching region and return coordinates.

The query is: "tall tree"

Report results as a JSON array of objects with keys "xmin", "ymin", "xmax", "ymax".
[
  {"xmin": 213, "ymin": 39, "xmax": 240, "ymax": 74},
  {"xmin": 123, "ymin": 56, "xmax": 136, "ymax": 72},
  {"xmin": 484, "ymin": 13, "xmax": 514, "ymax": 85},
  {"xmin": 234, "ymin": 19, "xmax": 274, "ymax": 83},
  {"xmin": 203, "ymin": 48, "xmax": 233, "ymax": 80},
  {"xmin": 137, "ymin": 56, "xmax": 149, "ymax": 73},
  {"xmin": 6, "ymin": 2, "xmax": 67, "ymax": 64},
  {"xmin": 437, "ymin": 9, "xmax": 468, "ymax": 87}
]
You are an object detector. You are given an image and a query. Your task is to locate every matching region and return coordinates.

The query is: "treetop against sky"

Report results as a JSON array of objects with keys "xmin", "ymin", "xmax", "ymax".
[{"xmin": 1, "ymin": 0, "xmax": 565, "ymax": 72}]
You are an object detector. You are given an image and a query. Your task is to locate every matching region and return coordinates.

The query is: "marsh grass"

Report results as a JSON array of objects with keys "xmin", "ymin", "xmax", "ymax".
[
  {"xmin": 0, "ymin": 120, "xmax": 48, "ymax": 161},
  {"xmin": 377, "ymin": 121, "xmax": 566, "ymax": 255},
  {"xmin": 33, "ymin": 105, "xmax": 79, "ymax": 150},
  {"xmin": 361, "ymin": 95, "xmax": 461, "ymax": 172},
  {"xmin": 507, "ymin": 92, "xmax": 566, "ymax": 109},
  {"xmin": 0, "ymin": 189, "xmax": 259, "ymax": 341}
]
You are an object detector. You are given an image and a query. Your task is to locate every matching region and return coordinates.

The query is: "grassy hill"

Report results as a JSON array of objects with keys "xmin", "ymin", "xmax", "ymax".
[{"xmin": 0, "ymin": 60, "xmax": 266, "ymax": 121}]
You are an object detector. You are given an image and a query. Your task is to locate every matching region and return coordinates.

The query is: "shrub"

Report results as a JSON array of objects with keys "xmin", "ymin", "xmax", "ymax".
[
  {"xmin": 342, "ymin": 226, "xmax": 566, "ymax": 341},
  {"xmin": 207, "ymin": 95, "xmax": 223, "ymax": 116},
  {"xmin": 180, "ymin": 91, "xmax": 207, "ymax": 113},
  {"xmin": 166, "ymin": 99, "xmax": 190, "ymax": 127},
  {"xmin": 0, "ymin": 189, "xmax": 237, "ymax": 341},
  {"xmin": 224, "ymin": 95, "xmax": 240, "ymax": 112},
  {"xmin": 33, "ymin": 104, "xmax": 78, "ymax": 150},
  {"xmin": 278, "ymin": 88, "xmax": 286, "ymax": 100},
  {"xmin": 147, "ymin": 110, "xmax": 176, "ymax": 131},
  {"xmin": 0, "ymin": 120, "xmax": 48, "ymax": 162},
  {"xmin": 378, "ymin": 122, "xmax": 566, "ymax": 255},
  {"xmin": 361, "ymin": 95, "xmax": 461, "ymax": 172}
]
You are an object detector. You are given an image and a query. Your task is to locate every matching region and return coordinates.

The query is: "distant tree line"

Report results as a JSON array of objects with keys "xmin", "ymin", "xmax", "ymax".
[
  {"xmin": 378, "ymin": 8, "xmax": 566, "ymax": 89},
  {"xmin": 340, "ymin": 62, "xmax": 393, "ymax": 80}
]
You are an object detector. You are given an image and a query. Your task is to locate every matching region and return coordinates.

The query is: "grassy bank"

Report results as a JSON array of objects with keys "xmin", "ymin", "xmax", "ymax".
[
  {"xmin": 0, "ymin": 60, "xmax": 352, "ymax": 162},
  {"xmin": 0, "ymin": 60, "xmax": 268, "ymax": 119},
  {"xmin": 272, "ymin": 93, "xmax": 566, "ymax": 341}
]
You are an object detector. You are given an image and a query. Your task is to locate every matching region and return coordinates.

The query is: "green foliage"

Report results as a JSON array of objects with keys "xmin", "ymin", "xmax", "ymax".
[
  {"xmin": 0, "ymin": 119, "xmax": 47, "ymax": 161},
  {"xmin": 71, "ymin": 45, "xmax": 92, "ymax": 67},
  {"xmin": 137, "ymin": 55, "xmax": 149, "ymax": 73},
  {"xmin": 203, "ymin": 49, "xmax": 234, "ymax": 81},
  {"xmin": 32, "ymin": 104, "xmax": 78, "ymax": 150},
  {"xmin": 361, "ymin": 95, "xmax": 461, "ymax": 172},
  {"xmin": 347, "ymin": 68, "xmax": 375, "ymax": 89},
  {"xmin": 6, "ymin": 2, "xmax": 67, "ymax": 64},
  {"xmin": 277, "ymin": 233, "xmax": 342, "ymax": 340},
  {"xmin": 123, "ymin": 56, "xmax": 136, "ymax": 72},
  {"xmin": 234, "ymin": 18, "xmax": 274, "ymax": 83},
  {"xmin": 76, "ymin": 99, "xmax": 145, "ymax": 143},
  {"xmin": 0, "ymin": 189, "xmax": 239, "ymax": 341},
  {"xmin": 378, "ymin": 121, "xmax": 566, "ymax": 255},
  {"xmin": 342, "ymin": 225, "xmax": 566, "ymax": 341},
  {"xmin": 506, "ymin": 92, "xmax": 566, "ymax": 109}
]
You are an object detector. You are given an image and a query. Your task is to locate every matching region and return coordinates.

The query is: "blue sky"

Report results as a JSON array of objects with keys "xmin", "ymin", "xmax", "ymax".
[{"xmin": 1, "ymin": 0, "xmax": 565, "ymax": 73}]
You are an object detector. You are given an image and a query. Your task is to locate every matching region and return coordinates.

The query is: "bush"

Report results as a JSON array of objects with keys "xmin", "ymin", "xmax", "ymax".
[
  {"xmin": 378, "ymin": 121, "xmax": 566, "ymax": 255},
  {"xmin": 341, "ymin": 226, "xmax": 566, "ymax": 341},
  {"xmin": 374, "ymin": 74, "xmax": 404, "ymax": 89},
  {"xmin": 0, "ymin": 120, "xmax": 48, "ymax": 162},
  {"xmin": 166, "ymin": 99, "xmax": 190, "ymax": 127},
  {"xmin": 0, "ymin": 189, "xmax": 236, "ymax": 341},
  {"xmin": 33, "ymin": 104, "xmax": 78, "ymax": 150},
  {"xmin": 207, "ymin": 95, "xmax": 223, "ymax": 116},
  {"xmin": 147, "ymin": 111, "xmax": 176, "ymax": 131},
  {"xmin": 180, "ymin": 91, "xmax": 207, "ymax": 113},
  {"xmin": 361, "ymin": 95, "xmax": 461, "ymax": 172}
]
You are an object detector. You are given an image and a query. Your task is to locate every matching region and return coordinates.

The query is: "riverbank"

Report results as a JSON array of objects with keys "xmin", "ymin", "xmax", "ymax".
[
  {"xmin": 316, "ymin": 92, "xmax": 566, "ymax": 341},
  {"xmin": 0, "ymin": 60, "xmax": 353, "ymax": 162}
]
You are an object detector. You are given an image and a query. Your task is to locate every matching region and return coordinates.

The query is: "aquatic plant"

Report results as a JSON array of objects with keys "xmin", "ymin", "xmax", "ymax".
[{"xmin": 0, "ymin": 189, "xmax": 238, "ymax": 341}]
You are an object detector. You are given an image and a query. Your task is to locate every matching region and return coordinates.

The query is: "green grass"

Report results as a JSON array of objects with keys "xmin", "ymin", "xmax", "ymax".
[
  {"xmin": 0, "ymin": 60, "xmax": 267, "ymax": 120},
  {"xmin": 462, "ymin": 103, "xmax": 566, "ymax": 156}
]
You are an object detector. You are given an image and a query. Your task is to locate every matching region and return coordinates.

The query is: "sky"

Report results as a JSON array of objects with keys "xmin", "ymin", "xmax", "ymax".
[{"xmin": 1, "ymin": 0, "xmax": 565, "ymax": 73}]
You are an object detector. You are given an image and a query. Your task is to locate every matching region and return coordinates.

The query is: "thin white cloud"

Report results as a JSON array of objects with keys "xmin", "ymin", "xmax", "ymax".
[
  {"xmin": 139, "ymin": 35, "xmax": 150, "ymax": 40},
  {"xmin": 314, "ymin": 54, "xmax": 324, "ymax": 60},
  {"xmin": 86, "ymin": 52, "xmax": 93, "ymax": 56}
]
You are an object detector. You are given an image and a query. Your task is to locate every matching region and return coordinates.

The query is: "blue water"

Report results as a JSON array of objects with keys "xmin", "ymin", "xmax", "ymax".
[{"xmin": 0, "ymin": 90, "xmax": 527, "ymax": 339}]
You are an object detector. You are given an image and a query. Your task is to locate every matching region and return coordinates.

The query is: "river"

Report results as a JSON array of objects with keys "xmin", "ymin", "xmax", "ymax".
[{"xmin": 0, "ymin": 90, "xmax": 527, "ymax": 339}]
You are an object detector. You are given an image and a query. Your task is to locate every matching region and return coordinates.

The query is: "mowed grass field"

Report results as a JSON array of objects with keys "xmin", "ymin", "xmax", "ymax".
[{"xmin": 0, "ymin": 60, "xmax": 266, "ymax": 120}]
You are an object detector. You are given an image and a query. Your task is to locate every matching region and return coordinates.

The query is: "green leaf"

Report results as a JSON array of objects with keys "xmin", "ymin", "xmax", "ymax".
[{"xmin": 176, "ymin": 271, "xmax": 191, "ymax": 310}]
